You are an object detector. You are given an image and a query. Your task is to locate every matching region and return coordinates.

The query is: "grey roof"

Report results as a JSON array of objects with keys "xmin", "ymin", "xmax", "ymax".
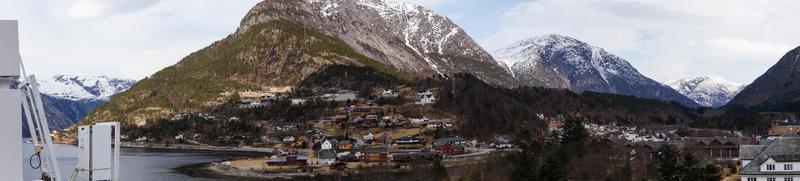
[
  {"xmin": 318, "ymin": 150, "xmax": 337, "ymax": 159},
  {"xmin": 739, "ymin": 145, "xmax": 767, "ymax": 160},
  {"xmin": 433, "ymin": 137, "xmax": 465, "ymax": 146},
  {"xmin": 365, "ymin": 147, "xmax": 388, "ymax": 153},
  {"xmin": 772, "ymin": 154, "xmax": 800, "ymax": 162},
  {"xmin": 741, "ymin": 136, "xmax": 800, "ymax": 175}
]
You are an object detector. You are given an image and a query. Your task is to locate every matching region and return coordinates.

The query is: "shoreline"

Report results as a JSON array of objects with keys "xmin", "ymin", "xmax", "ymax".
[
  {"xmin": 121, "ymin": 143, "xmax": 278, "ymax": 154},
  {"xmin": 181, "ymin": 148, "xmax": 505, "ymax": 180}
]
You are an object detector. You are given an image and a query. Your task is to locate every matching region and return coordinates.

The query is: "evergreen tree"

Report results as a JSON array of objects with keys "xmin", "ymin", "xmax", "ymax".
[
  {"xmin": 700, "ymin": 164, "xmax": 720, "ymax": 181},
  {"xmin": 539, "ymin": 156, "xmax": 567, "ymax": 181},
  {"xmin": 561, "ymin": 118, "xmax": 588, "ymax": 145},
  {"xmin": 508, "ymin": 130, "xmax": 541, "ymax": 180},
  {"xmin": 654, "ymin": 145, "xmax": 680, "ymax": 181},
  {"xmin": 680, "ymin": 153, "xmax": 702, "ymax": 180},
  {"xmin": 434, "ymin": 160, "xmax": 449, "ymax": 180}
]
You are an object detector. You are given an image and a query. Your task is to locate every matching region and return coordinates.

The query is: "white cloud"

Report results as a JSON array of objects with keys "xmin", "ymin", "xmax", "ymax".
[
  {"xmin": 706, "ymin": 38, "xmax": 792, "ymax": 58},
  {"xmin": 1, "ymin": 0, "xmax": 262, "ymax": 79},
  {"xmin": 483, "ymin": 0, "xmax": 800, "ymax": 83},
  {"xmin": 67, "ymin": 0, "xmax": 162, "ymax": 20}
]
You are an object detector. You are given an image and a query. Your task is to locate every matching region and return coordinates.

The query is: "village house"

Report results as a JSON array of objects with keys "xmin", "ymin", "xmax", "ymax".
[
  {"xmin": 321, "ymin": 140, "xmax": 333, "ymax": 150},
  {"xmin": 393, "ymin": 151, "xmax": 441, "ymax": 163},
  {"xmin": 266, "ymin": 155, "xmax": 308, "ymax": 166},
  {"xmin": 317, "ymin": 150, "xmax": 337, "ymax": 165},
  {"xmin": 260, "ymin": 93, "xmax": 277, "ymax": 101},
  {"xmin": 337, "ymin": 152, "xmax": 360, "ymax": 162},
  {"xmin": 283, "ymin": 136, "xmax": 295, "ymax": 143},
  {"xmin": 395, "ymin": 136, "xmax": 422, "ymax": 145},
  {"xmin": 740, "ymin": 133, "xmax": 800, "ymax": 181},
  {"xmin": 381, "ymin": 89, "xmax": 400, "ymax": 98},
  {"xmin": 240, "ymin": 98, "xmax": 259, "ymax": 105},
  {"xmin": 363, "ymin": 133, "xmax": 374, "ymax": 142},
  {"xmin": 409, "ymin": 116, "xmax": 429, "ymax": 124},
  {"xmin": 415, "ymin": 90, "xmax": 436, "ymax": 105},
  {"xmin": 769, "ymin": 120, "xmax": 800, "ymax": 136},
  {"xmin": 290, "ymin": 98, "xmax": 308, "ymax": 106},
  {"xmin": 364, "ymin": 147, "xmax": 390, "ymax": 162},
  {"xmin": 333, "ymin": 92, "xmax": 357, "ymax": 102},
  {"xmin": 198, "ymin": 113, "xmax": 216, "ymax": 120},
  {"xmin": 434, "ymin": 137, "xmax": 467, "ymax": 155},
  {"xmin": 338, "ymin": 140, "xmax": 353, "ymax": 150},
  {"xmin": 680, "ymin": 137, "xmax": 754, "ymax": 161}
]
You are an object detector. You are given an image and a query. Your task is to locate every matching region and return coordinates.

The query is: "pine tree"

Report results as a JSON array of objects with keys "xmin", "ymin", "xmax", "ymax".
[
  {"xmin": 680, "ymin": 153, "xmax": 702, "ymax": 180},
  {"xmin": 508, "ymin": 130, "xmax": 541, "ymax": 180},
  {"xmin": 561, "ymin": 118, "xmax": 587, "ymax": 145},
  {"xmin": 539, "ymin": 156, "xmax": 567, "ymax": 181},
  {"xmin": 654, "ymin": 145, "xmax": 680, "ymax": 181},
  {"xmin": 434, "ymin": 160, "xmax": 449, "ymax": 180}
]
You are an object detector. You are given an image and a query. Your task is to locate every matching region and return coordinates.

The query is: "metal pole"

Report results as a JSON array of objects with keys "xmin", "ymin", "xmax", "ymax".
[
  {"xmin": 21, "ymin": 83, "xmax": 40, "ymax": 146},
  {"xmin": 28, "ymin": 75, "xmax": 63, "ymax": 181},
  {"xmin": 114, "ymin": 122, "xmax": 120, "ymax": 181}
]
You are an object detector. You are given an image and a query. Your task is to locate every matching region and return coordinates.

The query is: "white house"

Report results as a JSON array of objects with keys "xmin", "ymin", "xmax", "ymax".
[
  {"xmin": 740, "ymin": 133, "xmax": 800, "ymax": 181},
  {"xmin": 415, "ymin": 90, "xmax": 436, "ymax": 105},
  {"xmin": 334, "ymin": 92, "xmax": 357, "ymax": 102},
  {"xmin": 283, "ymin": 136, "xmax": 295, "ymax": 143},
  {"xmin": 381, "ymin": 89, "xmax": 399, "ymax": 98},
  {"xmin": 363, "ymin": 133, "xmax": 374, "ymax": 141},
  {"xmin": 409, "ymin": 116, "xmax": 429, "ymax": 124},
  {"xmin": 261, "ymin": 93, "xmax": 277, "ymax": 101},
  {"xmin": 291, "ymin": 98, "xmax": 308, "ymax": 106},
  {"xmin": 321, "ymin": 140, "xmax": 333, "ymax": 150}
]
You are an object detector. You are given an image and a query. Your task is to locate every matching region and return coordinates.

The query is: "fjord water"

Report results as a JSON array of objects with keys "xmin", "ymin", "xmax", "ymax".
[{"xmin": 22, "ymin": 143, "xmax": 234, "ymax": 181}]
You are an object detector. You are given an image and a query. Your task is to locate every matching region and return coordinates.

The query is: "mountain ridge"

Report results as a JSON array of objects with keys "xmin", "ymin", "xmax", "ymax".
[
  {"xmin": 22, "ymin": 75, "xmax": 134, "ymax": 137},
  {"xmin": 494, "ymin": 34, "xmax": 700, "ymax": 108},
  {"xmin": 727, "ymin": 46, "xmax": 800, "ymax": 108},
  {"xmin": 666, "ymin": 75, "xmax": 744, "ymax": 108},
  {"xmin": 80, "ymin": 0, "xmax": 516, "ymax": 126}
]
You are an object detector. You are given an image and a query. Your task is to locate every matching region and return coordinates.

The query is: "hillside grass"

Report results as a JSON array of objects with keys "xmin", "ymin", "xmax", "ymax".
[{"xmin": 81, "ymin": 20, "xmax": 410, "ymax": 125}]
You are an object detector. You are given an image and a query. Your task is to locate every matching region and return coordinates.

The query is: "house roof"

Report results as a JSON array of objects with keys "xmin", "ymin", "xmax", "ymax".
[
  {"xmin": 741, "ymin": 136, "xmax": 800, "ymax": 175},
  {"xmin": 740, "ymin": 145, "xmax": 768, "ymax": 160},
  {"xmin": 318, "ymin": 150, "xmax": 337, "ymax": 159},
  {"xmin": 365, "ymin": 147, "xmax": 388, "ymax": 153},
  {"xmin": 434, "ymin": 137, "xmax": 466, "ymax": 146}
]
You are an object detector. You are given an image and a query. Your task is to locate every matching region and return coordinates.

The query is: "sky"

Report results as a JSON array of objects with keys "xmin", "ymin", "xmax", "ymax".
[{"xmin": 1, "ymin": 0, "xmax": 799, "ymax": 84}]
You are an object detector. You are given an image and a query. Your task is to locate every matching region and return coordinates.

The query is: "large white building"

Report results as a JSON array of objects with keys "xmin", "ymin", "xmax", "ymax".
[{"xmin": 740, "ymin": 134, "xmax": 800, "ymax": 181}]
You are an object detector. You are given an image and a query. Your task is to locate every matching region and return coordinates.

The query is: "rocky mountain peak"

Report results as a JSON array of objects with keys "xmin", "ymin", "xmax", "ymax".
[
  {"xmin": 495, "ymin": 34, "xmax": 700, "ymax": 107},
  {"xmin": 666, "ymin": 75, "xmax": 745, "ymax": 107},
  {"xmin": 239, "ymin": 0, "xmax": 517, "ymax": 86},
  {"xmin": 37, "ymin": 74, "xmax": 136, "ymax": 101}
]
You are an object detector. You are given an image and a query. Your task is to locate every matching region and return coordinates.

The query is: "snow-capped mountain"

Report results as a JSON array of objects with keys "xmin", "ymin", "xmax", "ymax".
[
  {"xmin": 666, "ymin": 76, "xmax": 745, "ymax": 108},
  {"xmin": 38, "ymin": 75, "xmax": 135, "ymax": 101},
  {"xmin": 239, "ymin": 0, "xmax": 516, "ymax": 86},
  {"xmin": 22, "ymin": 75, "xmax": 135, "ymax": 136},
  {"xmin": 495, "ymin": 34, "xmax": 700, "ymax": 107}
]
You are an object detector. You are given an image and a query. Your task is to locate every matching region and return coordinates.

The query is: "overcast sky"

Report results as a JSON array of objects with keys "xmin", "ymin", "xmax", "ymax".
[{"xmin": 2, "ymin": 0, "xmax": 798, "ymax": 84}]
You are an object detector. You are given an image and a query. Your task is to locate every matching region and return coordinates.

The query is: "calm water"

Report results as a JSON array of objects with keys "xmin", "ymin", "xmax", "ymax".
[{"xmin": 22, "ymin": 143, "xmax": 259, "ymax": 181}]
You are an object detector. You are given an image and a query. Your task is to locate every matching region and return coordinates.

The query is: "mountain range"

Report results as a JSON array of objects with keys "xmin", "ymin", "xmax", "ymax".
[
  {"xmin": 76, "ymin": 0, "xmax": 759, "ymax": 127},
  {"xmin": 26, "ymin": 75, "xmax": 134, "ymax": 135},
  {"xmin": 494, "ymin": 34, "xmax": 700, "ymax": 107},
  {"xmin": 79, "ymin": 0, "xmax": 520, "ymax": 126},
  {"xmin": 666, "ymin": 76, "xmax": 745, "ymax": 108}
]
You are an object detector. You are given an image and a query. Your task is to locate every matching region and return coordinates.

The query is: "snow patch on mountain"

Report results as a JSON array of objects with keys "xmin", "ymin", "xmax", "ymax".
[
  {"xmin": 37, "ymin": 75, "xmax": 136, "ymax": 101},
  {"xmin": 666, "ymin": 75, "xmax": 745, "ymax": 107},
  {"xmin": 494, "ymin": 34, "xmax": 700, "ymax": 107}
]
